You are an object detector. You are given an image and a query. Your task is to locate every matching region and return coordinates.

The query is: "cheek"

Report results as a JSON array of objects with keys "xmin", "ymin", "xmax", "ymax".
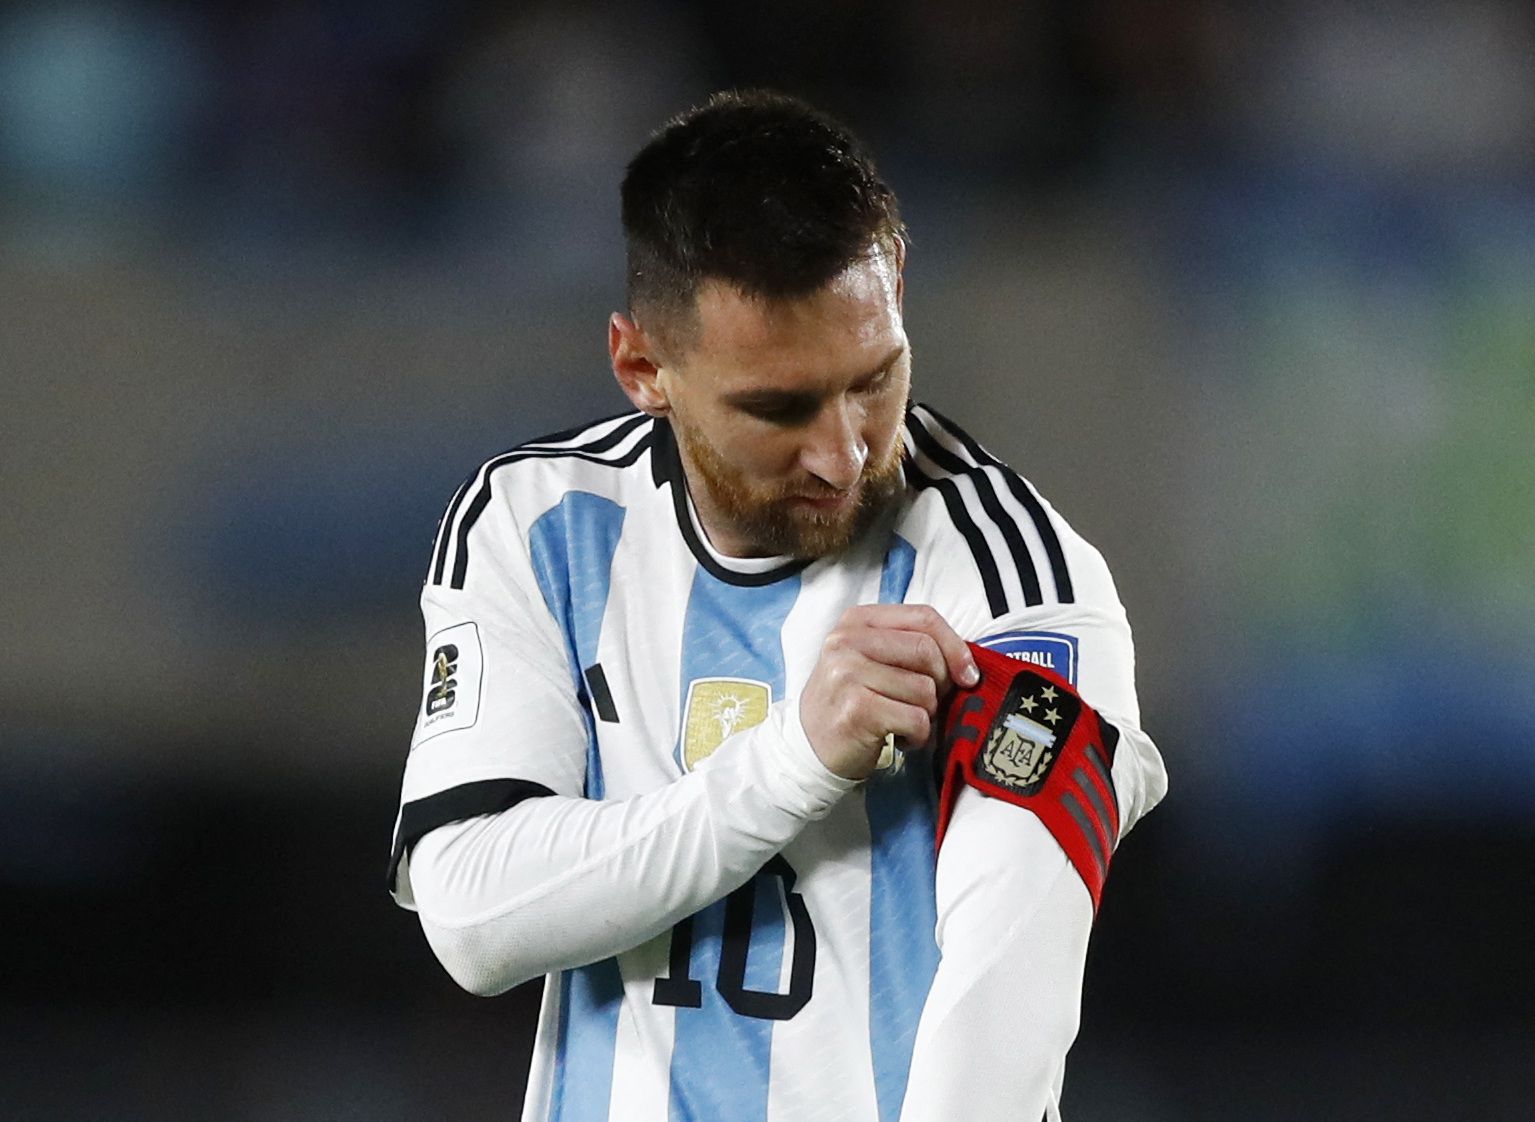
[
  {"xmin": 709, "ymin": 413, "xmax": 800, "ymax": 480},
  {"xmin": 865, "ymin": 382, "xmax": 909, "ymax": 453},
  {"xmin": 740, "ymin": 433, "xmax": 803, "ymax": 480}
]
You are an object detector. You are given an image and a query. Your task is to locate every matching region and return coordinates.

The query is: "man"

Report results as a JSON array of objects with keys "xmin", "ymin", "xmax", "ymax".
[{"xmin": 389, "ymin": 90, "xmax": 1167, "ymax": 1121}]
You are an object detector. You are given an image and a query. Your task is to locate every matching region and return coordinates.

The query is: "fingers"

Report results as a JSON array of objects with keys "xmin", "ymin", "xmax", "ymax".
[
  {"xmin": 839, "ymin": 604, "xmax": 979, "ymax": 689},
  {"xmin": 824, "ymin": 628, "xmax": 943, "ymax": 690},
  {"xmin": 800, "ymin": 603, "xmax": 975, "ymax": 780},
  {"xmin": 800, "ymin": 674, "xmax": 931, "ymax": 779},
  {"xmin": 828, "ymin": 686, "xmax": 932, "ymax": 753},
  {"xmin": 845, "ymin": 653, "xmax": 941, "ymax": 714},
  {"xmin": 863, "ymin": 692, "xmax": 932, "ymax": 750}
]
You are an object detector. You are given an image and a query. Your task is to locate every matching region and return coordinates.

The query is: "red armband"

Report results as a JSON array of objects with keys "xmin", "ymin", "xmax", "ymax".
[{"xmin": 936, "ymin": 643, "xmax": 1122, "ymax": 911}]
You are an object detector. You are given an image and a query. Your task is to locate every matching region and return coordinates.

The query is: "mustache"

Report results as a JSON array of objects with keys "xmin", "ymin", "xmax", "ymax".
[{"xmin": 773, "ymin": 447, "xmax": 906, "ymax": 504}]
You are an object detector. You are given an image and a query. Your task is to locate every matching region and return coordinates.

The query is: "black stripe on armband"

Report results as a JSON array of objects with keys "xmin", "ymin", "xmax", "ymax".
[
  {"xmin": 387, "ymin": 778, "xmax": 556, "ymax": 891},
  {"xmin": 1086, "ymin": 722, "xmax": 1120, "ymax": 820}
]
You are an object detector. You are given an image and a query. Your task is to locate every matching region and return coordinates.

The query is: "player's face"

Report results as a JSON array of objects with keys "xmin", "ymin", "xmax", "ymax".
[{"xmin": 659, "ymin": 249, "xmax": 910, "ymax": 559}]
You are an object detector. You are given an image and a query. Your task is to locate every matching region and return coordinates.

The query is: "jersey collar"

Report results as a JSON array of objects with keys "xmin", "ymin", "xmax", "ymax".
[{"xmin": 649, "ymin": 418, "xmax": 811, "ymax": 587}]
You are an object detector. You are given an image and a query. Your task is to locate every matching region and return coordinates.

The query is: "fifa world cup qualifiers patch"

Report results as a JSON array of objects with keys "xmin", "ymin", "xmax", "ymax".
[
  {"xmin": 416, "ymin": 621, "xmax": 483, "ymax": 744},
  {"xmin": 935, "ymin": 643, "xmax": 1121, "ymax": 911}
]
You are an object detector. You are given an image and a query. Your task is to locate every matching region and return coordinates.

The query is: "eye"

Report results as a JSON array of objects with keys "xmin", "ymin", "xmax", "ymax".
[
  {"xmin": 857, "ymin": 367, "xmax": 891, "ymax": 394},
  {"xmin": 853, "ymin": 357, "xmax": 902, "ymax": 396},
  {"xmin": 739, "ymin": 397, "xmax": 819, "ymax": 425}
]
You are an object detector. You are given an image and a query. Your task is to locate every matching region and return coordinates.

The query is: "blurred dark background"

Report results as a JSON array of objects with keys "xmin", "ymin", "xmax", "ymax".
[{"xmin": 3, "ymin": 1, "xmax": 1532, "ymax": 1118}]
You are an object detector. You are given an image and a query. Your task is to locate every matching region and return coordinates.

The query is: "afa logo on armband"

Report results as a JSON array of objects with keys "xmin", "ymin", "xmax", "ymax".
[
  {"xmin": 975, "ymin": 630, "xmax": 1079, "ymax": 686},
  {"xmin": 416, "ymin": 621, "xmax": 483, "ymax": 744}
]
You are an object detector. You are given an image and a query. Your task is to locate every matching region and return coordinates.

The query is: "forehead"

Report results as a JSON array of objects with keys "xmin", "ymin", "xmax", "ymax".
[{"xmin": 682, "ymin": 253, "xmax": 903, "ymax": 389}]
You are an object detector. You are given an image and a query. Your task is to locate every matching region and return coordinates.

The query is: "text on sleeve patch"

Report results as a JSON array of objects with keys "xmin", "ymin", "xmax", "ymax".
[
  {"xmin": 975, "ymin": 630, "xmax": 1079, "ymax": 686},
  {"xmin": 416, "ymin": 621, "xmax": 484, "ymax": 744}
]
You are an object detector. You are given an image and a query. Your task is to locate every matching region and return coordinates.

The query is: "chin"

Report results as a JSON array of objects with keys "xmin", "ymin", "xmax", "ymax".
[
  {"xmin": 763, "ymin": 486, "xmax": 895, "ymax": 559},
  {"xmin": 784, "ymin": 521, "xmax": 861, "ymax": 560}
]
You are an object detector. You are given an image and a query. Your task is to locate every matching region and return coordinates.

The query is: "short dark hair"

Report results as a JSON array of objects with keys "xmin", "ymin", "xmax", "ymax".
[{"xmin": 621, "ymin": 89, "xmax": 905, "ymax": 348}]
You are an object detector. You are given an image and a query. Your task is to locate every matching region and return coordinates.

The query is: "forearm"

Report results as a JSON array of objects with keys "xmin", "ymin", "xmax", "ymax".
[
  {"xmin": 899, "ymin": 791, "xmax": 1094, "ymax": 1122},
  {"xmin": 407, "ymin": 699, "xmax": 855, "ymax": 995}
]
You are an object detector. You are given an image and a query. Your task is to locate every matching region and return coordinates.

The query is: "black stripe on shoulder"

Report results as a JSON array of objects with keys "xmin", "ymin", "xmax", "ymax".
[
  {"xmin": 917, "ymin": 404, "xmax": 1075, "ymax": 604},
  {"xmin": 388, "ymin": 777, "xmax": 556, "ymax": 891},
  {"xmin": 906, "ymin": 457, "xmax": 1009, "ymax": 617},
  {"xmin": 906, "ymin": 416, "xmax": 1044, "ymax": 609},
  {"xmin": 525, "ymin": 412, "xmax": 651, "ymax": 457},
  {"xmin": 430, "ymin": 474, "xmax": 473, "ymax": 586},
  {"xmin": 438, "ymin": 415, "xmax": 653, "ymax": 590},
  {"xmin": 518, "ymin": 409, "xmax": 644, "ymax": 450}
]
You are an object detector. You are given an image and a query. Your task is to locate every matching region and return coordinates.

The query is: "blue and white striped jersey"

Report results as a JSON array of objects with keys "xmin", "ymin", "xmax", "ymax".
[{"xmin": 389, "ymin": 403, "xmax": 1166, "ymax": 1122}]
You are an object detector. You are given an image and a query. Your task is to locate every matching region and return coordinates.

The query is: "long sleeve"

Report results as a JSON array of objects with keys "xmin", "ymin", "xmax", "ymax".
[
  {"xmin": 406, "ymin": 699, "xmax": 857, "ymax": 995},
  {"xmin": 898, "ymin": 791, "xmax": 1093, "ymax": 1122},
  {"xmin": 898, "ymin": 449, "xmax": 1168, "ymax": 1119},
  {"xmin": 892, "ymin": 617, "xmax": 1164, "ymax": 1119}
]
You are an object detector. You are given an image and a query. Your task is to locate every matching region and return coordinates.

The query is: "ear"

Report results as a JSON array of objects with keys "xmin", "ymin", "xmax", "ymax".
[
  {"xmin": 610, "ymin": 312, "xmax": 671, "ymax": 416},
  {"xmin": 893, "ymin": 235, "xmax": 906, "ymax": 316}
]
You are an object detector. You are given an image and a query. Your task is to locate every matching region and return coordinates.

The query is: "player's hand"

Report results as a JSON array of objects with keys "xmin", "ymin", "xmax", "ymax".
[{"xmin": 799, "ymin": 604, "xmax": 980, "ymax": 780}]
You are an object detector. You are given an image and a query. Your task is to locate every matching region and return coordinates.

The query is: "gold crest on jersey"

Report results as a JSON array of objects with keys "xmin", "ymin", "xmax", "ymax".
[{"xmin": 681, "ymin": 678, "xmax": 771, "ymax": 770}]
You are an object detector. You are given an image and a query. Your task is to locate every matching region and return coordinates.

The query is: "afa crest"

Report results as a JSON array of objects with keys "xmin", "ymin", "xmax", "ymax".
[
  {"xmin": 981, "ymin": 716, "xmax": 1056, "ymax": 793},
  {"xmin": 975, "ymin": 675, "xmax": 1079, "ymax": 796},
  {"xmin": 680, "ymin": 677, "xmax": 771, "ymax": 771}
]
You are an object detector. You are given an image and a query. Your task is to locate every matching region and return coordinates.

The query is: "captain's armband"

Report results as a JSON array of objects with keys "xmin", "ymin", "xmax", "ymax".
[{"xmin": 935, "ymin": 643, "xmax": 1122, "ymax": 910}]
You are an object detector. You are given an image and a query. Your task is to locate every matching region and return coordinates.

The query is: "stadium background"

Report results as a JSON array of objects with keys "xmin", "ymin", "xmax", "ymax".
[{"xmin": 3, "ymin": 1, "xmax": 1531, "ymax": 1117}]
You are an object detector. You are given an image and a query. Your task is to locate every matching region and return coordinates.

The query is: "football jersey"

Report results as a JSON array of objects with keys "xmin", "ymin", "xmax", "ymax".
[{"xmin": 389, "ymin": 403, "xmax": 1166, "ymax": 1122}]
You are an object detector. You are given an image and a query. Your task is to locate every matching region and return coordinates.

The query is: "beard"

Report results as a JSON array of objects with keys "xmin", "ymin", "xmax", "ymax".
[{"xmin": 674, "ymin": 418, "xmax": 907, "ymax": 560}]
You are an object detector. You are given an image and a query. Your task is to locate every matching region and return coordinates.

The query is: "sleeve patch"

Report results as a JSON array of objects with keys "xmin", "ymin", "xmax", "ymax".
[
  {"xmin": 975, "ymin": 630, "xmax": 1078, "ymax": 686},
  {"xmin": 415, "ymin": 621, "xmax": 484, "ymax": 744}
]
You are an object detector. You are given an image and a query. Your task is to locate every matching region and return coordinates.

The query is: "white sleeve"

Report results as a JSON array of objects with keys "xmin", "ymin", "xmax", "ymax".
[
  {"xmin": 389, "ymin": 478, "xmax": 604, "ymax": 908},
  {"xmin": 899, "ymin": 793, "xmax": 1090, "ymax": 1122},
  {"xmin": 903, "ymin": 479, "xmax": 1167, "ymax": 1118},
  {"xmin": 391, "ymin": 478, "xmax": 856, "ymax": 996},
  {"xmin": 388, "ymin": 487, "xmax": 595, "ymax": 905},
  {"xmin": 407, "ymin": 699, "xmax": 857, "ymax": 996}
]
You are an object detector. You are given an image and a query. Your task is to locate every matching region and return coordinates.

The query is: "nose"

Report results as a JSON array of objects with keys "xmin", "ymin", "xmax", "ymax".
[{"xmin": 800, "ymin": 398, "xmax": 867, "ymax": 491}]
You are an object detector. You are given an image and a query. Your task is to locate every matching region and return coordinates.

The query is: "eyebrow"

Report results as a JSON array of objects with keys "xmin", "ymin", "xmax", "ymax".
[{"xmin": 721, "ymin": 344, "xmax": 905, "ymax": 413}]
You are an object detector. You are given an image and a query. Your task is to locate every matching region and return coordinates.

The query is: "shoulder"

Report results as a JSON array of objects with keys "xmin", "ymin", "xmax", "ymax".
[
  {"xmin": 474, "ymin": 411, "xmax": 656, "ymax": 503},
  {"xmin": 899, "ymin": 403, "xmax": 1120, "ymax": 628},
  {"xmin": 425, "ymin": 411, "xmax": 656, "ymax": 592}
]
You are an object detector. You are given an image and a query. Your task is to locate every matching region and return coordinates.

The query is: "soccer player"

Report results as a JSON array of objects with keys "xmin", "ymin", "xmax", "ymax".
[{"xmin": 389, "ymin": 90, "xmax": 1167, "ymax": 1122}]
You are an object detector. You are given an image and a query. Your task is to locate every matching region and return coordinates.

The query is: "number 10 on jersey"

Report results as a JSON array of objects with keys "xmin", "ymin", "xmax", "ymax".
[{"xmin": 652, "ymin": 855, "xmax": 817, "ymax": 1021}]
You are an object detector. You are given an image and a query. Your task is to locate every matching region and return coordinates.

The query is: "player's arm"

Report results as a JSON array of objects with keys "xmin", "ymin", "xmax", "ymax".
[
  {"xmin": 394, "ymin": 526, "xmax": 855, "ymax": 996},
  {"xmin": 403, "ymin": 602, "xmax": 975, "ymax": 996},
  {"xmin": 392, "ymin": 483, "xmax": 845, "ymax": 995},
  {"xmin": 394, "ymin": 492, "xmax": 972, "ymax": 997},
  {"xmin": 899, "ymin": 556, "xmax": 1167, "ymax": 1120}
]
